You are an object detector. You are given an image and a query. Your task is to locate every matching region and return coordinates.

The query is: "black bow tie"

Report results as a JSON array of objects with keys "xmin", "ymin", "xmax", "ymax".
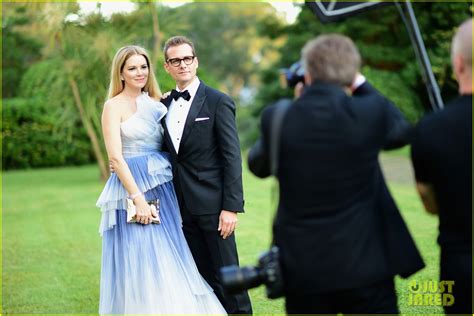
[{"xmin": 170, "ymin": 89, "xmax": 191, "ymax": 101}]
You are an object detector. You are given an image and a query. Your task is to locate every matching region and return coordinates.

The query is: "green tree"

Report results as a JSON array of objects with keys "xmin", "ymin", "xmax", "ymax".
[
  {"xmin": 8, "ymin": 2, "xmax": 180, "ymax": 176},
  {"xmin": 253, "ymin": 2, "xmax": 471, "ymax": 128},
  {"xmin": 170, "ymin": 2, "xmax": 283, "ymax": 99},
  {"xmin": 33, "ymin": 2, "xmax": 112, "ymax": 179},
  {"xmin": 2, "ymin": 3, "xmax": 42, "ymax": 98},
  {"xmin": 4, "ymin": 2, "xmax": 286, "ymax": 170},
  {"xmin": 2, "ymin": 97, "xmax": 93, "ymax": 169}
]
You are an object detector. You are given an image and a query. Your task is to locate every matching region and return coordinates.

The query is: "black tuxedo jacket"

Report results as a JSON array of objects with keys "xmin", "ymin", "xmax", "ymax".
[
  {"xmin": 162, "ymin": 82, "xmax": 244, "ymax": 215},
  {"xmin": 248, "ymin": 81, "xmax": 424, "ymax": 295}
]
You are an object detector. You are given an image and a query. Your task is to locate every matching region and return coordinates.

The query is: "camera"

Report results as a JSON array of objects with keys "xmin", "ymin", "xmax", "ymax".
[
  {"xmin": 279, "ymin": 61, "xmax": 305, "ymax": 89},
  {"xmin": 220, "ymin": 246, "xmax": 284, "ymax": 299}
]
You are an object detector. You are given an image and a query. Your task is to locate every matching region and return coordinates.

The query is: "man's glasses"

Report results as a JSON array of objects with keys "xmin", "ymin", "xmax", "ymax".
[{"xmin": 167, "ymin": 56, "xmax": 195, "ymax": 67}]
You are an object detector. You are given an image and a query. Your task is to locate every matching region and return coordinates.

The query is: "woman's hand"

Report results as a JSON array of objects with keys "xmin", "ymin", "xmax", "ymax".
[
  {"xmin": 133, "ymin": 196, "xmax": 154, "ymax": 224},
  {"xmin": 162, "ymin": 91, "xmax": 172, "ymax": 99}
]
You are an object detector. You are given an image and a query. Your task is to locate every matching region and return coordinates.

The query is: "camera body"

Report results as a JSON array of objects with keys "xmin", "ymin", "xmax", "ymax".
[
  {"xmin": 279, "ymin": 61, "xmax": 305, "ymax": 89},
  {"xmin": 220, "ymin": 246, "xmax": 284, "ymax": 299}
]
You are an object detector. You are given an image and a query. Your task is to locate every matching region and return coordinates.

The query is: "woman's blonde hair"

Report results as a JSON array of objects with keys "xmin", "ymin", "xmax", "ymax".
[{"xmin": 107, "ymin": 45, "xmax": 162, "ymax": 100}]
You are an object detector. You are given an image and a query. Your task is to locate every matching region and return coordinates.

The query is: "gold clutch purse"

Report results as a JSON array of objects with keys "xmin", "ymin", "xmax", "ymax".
[{"xmin": 126, "ymin": 199, "xmax": 161, "ymax": 224}]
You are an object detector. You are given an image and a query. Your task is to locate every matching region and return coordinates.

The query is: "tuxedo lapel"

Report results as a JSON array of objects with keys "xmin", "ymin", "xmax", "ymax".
[
  {"xmin": 160, "ymin": 96, "xmax": 178, "ymax": 156},
  {"xmin": 180, "ymin": 83, "xmax": 207, "ymax": 150}
]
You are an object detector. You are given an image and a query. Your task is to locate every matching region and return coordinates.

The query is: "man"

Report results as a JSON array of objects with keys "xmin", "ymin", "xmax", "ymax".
[
  {"xmin": 161, "ymin": 36, "xmax": 252, "ymax": 314},
  {"xmin": 411, "ymin": 18, "xmax": 472, "ymax": 315},
  {"xmin": 248, "ymin": 34, "xmax": 424, "ymax": 314}
]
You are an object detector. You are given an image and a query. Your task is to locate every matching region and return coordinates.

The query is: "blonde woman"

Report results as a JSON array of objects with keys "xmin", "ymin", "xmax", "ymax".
[{"xmin": 96, "ymin": 45, "xmax": 225, "ymax": 314}]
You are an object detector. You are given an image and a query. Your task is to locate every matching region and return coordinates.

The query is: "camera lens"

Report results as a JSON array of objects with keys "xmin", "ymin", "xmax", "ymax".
[{"xmin": 220, "ymin": 265, "xmax": 262, "ymax": 294}]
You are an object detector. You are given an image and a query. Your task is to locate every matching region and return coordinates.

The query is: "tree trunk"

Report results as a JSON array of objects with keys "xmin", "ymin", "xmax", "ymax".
[
  {"xmin": 68, "ymin": 77, "xmax": 109, "ymax": 181},
  {"xmin": 149, "ymin": 2, "xmax": 161, "ymax": 59},
  {"xmin": 149, "ymin": 2, "xmax": 162, "ymax": 92}
]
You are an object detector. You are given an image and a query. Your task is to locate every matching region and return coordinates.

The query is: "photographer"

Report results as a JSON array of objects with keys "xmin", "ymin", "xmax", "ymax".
[
  {"xmin": 411, "ymin": 18, "xmax": 472, "ymax": 314},
  {"xmin": 248, "ymin": 34, "xmax": 424, "ymax": 314}
]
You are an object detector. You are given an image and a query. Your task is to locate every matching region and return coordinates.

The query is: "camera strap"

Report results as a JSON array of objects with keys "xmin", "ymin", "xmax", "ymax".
[
  {"xmin": 267, "ymin": 100, "xmax": 291, "ymax": 299},
  {"xmin": 269, "ymin": 98, "xmax": 292, "ymax": 176}
]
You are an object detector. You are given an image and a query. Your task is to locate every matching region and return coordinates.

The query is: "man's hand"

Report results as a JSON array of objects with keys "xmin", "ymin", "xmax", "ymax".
[
  {"xmin": 218, "ymin": 210, "xmax": 238, "ymax": 239},
  {"xmin": 416, "ymin": 182, "xmax": 439, "ymax": 214}
]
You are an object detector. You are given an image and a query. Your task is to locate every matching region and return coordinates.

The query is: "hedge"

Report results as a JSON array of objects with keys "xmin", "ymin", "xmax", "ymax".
[{"xmin": 2, "ymin": 97, "xmax": 94, "ymax": 169}]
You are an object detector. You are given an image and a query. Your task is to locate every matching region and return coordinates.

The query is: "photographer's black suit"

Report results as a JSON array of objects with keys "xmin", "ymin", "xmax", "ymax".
[
  {"xmin": 161, "ymin": 81, "xmax": 252, "ymax": 314},
  {"xmin": 249, "ymin": 81, "xmax": 425, "ymax": 314}
]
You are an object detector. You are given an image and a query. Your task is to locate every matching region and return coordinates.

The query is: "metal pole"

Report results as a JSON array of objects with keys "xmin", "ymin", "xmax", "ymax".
[{"xmin": 402, "ymin": 0, "xmax": 444, "ymax": 110}]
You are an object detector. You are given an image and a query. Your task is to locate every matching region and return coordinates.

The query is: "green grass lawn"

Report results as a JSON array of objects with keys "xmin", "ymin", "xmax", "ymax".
[{"xmin": 2, "ymin": 156, "xmax": 442, "ymax": 314}]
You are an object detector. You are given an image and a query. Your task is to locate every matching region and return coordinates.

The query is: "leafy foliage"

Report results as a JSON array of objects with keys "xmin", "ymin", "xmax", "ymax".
[
  {"xmin": 252, "ymin": 2, "xmax": 471, "ymax": 130},
  {"xmin": 2, "ymin": 98, "xmax": 93, "ymax": 169},
  {"xmin": 3, "ymin": 2, "xmax": 471, "ymax": 168},
  {"xmin": 175, "ymin": 2, "xmax": 280, "ymax": 97},
  {"xmin": 2, "ymin": 4, "xmax": 43, "ymax": 98},
  {"xmin": 3, "ymin": 2, "xmax": 283, "ymax": 170}
]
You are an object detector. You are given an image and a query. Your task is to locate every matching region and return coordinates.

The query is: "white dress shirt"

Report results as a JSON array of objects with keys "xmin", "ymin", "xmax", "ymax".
[{"xmin": 165, "ymin": 77, "xmax": 201, "ymax": 153}]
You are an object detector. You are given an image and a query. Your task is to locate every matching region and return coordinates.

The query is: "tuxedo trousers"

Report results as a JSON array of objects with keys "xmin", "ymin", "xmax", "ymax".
[{"xmin": 181, "ymin": 206, "xmax": 253, "ymax": 314}]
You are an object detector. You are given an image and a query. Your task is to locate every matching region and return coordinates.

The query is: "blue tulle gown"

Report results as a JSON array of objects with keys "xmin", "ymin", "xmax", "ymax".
[{"xmin": 96, "ymin": 93, "xmax": 226, "ymax": 315}]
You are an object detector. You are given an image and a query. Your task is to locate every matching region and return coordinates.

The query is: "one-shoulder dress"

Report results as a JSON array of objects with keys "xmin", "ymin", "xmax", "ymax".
[{"xmin": 96, "ymin": 93, "xmax": 226, "ymax": 314}]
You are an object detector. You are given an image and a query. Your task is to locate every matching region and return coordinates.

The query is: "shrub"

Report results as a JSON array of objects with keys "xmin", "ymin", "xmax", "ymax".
[{"xmin": 2, "ymin": 98, "xmax": 94, "ymax": 169}]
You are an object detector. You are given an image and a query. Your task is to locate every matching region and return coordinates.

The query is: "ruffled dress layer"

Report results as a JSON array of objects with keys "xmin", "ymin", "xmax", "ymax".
[{"xmin": 96, "ymin": 93, "xmax": 226, "ymax": 315}]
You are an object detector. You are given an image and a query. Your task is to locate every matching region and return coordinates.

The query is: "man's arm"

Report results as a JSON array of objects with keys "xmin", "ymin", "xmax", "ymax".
[
  {"xmin": 248, "ymin": 105, "xmax": 275, "ymax": 178},
  {"xmin": 415, "ymin": 182, "xmax": 439, "ymax": 214},
  {"xmin": 382, "ymin": 101, "xmax": 413, "ymax": 150},
  {"xmin": 215, "ymin": 94, "xmax": 244, "ymax": 212},
  {"xmin": 353, "ymin": 77, "xmax": 413, "ymax": 149},
  {"xmin": 248, "ymin": 138, "xmax": 271, "ymax": 178},
  {"xmin": 411, "ymin": 124, "xmax": 437, "ymax": 214},
  {"xmin": 215, "ymin": 94, "xmax": 244, "ymax": 239}
]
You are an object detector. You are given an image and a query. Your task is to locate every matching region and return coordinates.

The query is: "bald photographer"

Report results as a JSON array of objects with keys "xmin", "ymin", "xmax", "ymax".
[
  {"xmin": 411, "ymin": 18, "xmax": 472, "ymax": 315},
  {"xmin": 248, "ymin": 34, "xmax": 424, "ymax": 314}
]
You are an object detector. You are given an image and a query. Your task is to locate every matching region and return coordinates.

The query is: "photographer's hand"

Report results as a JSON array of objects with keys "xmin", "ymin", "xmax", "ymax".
[
  {"xmin": 218, "ymin": 210, "xmax": 238, "ymax": 239},
  {"xmin": 294, "ymin": 81, "xmax": 305, "ymax": 99}
]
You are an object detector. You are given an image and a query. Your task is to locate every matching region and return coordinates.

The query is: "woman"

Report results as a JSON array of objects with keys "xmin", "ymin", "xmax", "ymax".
[{"xmin": 96, "ymin": 45, "xmax": 226, "ymax": 314}]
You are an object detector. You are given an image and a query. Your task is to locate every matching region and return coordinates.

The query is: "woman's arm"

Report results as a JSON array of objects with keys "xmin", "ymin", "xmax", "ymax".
[{"xmin": 102, "ymin": 100, "xmax": 156, "ymax": 224}]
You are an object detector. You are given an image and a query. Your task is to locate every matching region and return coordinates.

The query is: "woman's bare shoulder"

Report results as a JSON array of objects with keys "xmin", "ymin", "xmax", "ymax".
[{"xmin": 104, "ymin": 94, "xmax": 129, "ymax": 109}]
